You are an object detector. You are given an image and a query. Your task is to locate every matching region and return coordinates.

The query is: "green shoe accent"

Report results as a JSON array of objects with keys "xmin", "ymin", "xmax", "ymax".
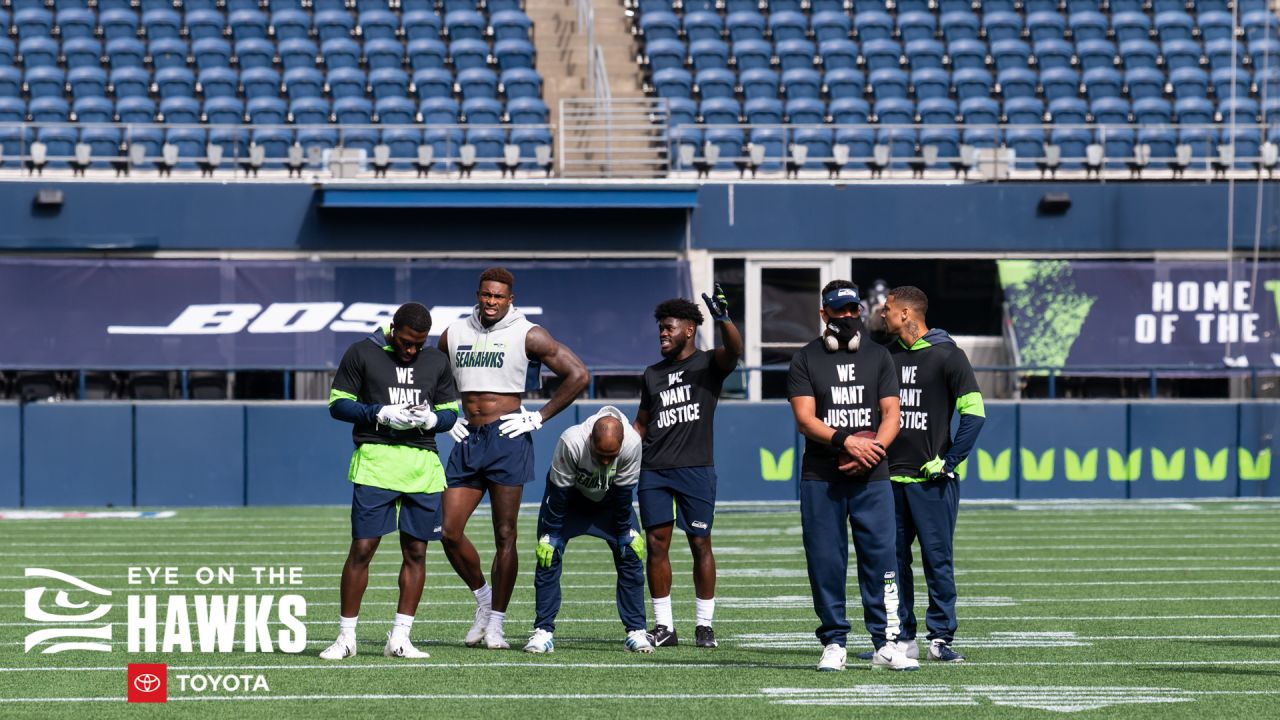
[{"xmin": 1151, "ymin": 448, "xmax": 1186, "ymax": 482}]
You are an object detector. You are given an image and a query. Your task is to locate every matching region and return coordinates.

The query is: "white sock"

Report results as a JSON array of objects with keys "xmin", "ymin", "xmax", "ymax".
[
  {"xmin": 695, "ymin": 597, "xmax": 715, "ymax": 628},
  {"xmin": 473, "ymin": 584, "xmax": 492, "ymax": 609},
  {"xmin": 652, "ymin": 595, "xmax": 673, "ymax": 629},
  {"xmin": 338, "ymin": 615, "xmax": 358, "ymax": 639},
  {"xmin": 487, "ymin": 610, "xmax": 505, "ymax": 634},
  {"xmin": 391, "ymin": 613, "xmax": 413, "ymax": 640}
]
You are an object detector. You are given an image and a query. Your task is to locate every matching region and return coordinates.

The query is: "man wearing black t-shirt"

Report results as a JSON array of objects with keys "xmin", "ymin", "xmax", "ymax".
[
  {"xmin": 786, "ymin": 280, "xmax": 918, "ymax": 672},
  {"xmin": 634, "ymin": 286, "xmax": 742, "ymax": 649},
  {"xmin": 877, "ymin": 285, "xmax": 985, "ymax": 664}
]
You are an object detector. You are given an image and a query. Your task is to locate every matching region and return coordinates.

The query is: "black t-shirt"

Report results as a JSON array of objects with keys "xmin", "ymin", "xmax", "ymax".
[
  {"xmin": 886, "ymin": 338, "xmax": 981, "ymax": 477},
  {"xmin": 786, "ymin": 338, "xmax": 899, "ymax": 480},
  {"xmin": 331, "ymin": 334, "xmax": 457, "ymax": 452},
  {"xmin": 639, "ymin": 348, "xmax": 733, "ymax": 470}
]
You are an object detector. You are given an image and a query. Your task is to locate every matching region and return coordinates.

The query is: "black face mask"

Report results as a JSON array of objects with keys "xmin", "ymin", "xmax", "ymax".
[{"xmin": 823, "ymin": 315, "xmax": 864, "ymax": 352}]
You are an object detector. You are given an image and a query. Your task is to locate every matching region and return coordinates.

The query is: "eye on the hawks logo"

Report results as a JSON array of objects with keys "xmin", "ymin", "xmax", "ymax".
[{"xmin": 127, "ymin": 663, "xmax": 167, "ymax": 703}]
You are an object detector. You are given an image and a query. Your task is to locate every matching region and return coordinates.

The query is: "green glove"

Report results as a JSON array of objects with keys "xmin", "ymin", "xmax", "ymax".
[
  {"xmin": 619, "ymin": 529, "xmax": 646, "ymax": 562},
  {"xmin": 920, "ymin": 456, "xmax": 954, "ymax": 481},
  {"xmin": 701, "ymin": 283, "xmax": 730, "ymax": 322},
  {"xmin": 536, "ymin": 534, "xmax": 560, "ymax": 568}
]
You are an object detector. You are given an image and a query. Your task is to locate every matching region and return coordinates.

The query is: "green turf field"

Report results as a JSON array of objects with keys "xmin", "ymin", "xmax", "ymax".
[{"xmin": 2, "ymin": 500, "xmax": 1279, "ymax": 718}]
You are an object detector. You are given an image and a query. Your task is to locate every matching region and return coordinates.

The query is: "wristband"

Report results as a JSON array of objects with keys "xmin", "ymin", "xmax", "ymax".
[{"xmin": 830, "ymin": 429, "xmax": 851, "ymax": 449}]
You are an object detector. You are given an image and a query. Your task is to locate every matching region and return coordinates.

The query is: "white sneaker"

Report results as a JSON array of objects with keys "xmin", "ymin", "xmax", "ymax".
[
  {"xmin": 524, "ymin": 628, "xmax": 555, "ymax": 654},
  {"xmin": 625, "ymin": 629, "xmax": 655, "ymax": 653},
  {"xmin": 484, "ymin": 628, "xmax": 510, "ymax": 650},
  {"xmin": 464, "ymin": 604, "xmax": 490, "ymax": 647},
  {"xmin": 872, "ymin": 643, "xmax": 920, "ymax": 671},
  {"xmin": 383, "ymin": 630, "xmax": 430, "ymax": 659},
  {"xmin": 319, "ymin": 634, "xmax": 356, "ymax": 660},
  {"xmin": 817, "ymin": 643, "xmax": 846, "ymax": 672},
  {"xmin": 895, "ymin": 639, "xmax": 920, "ymax": 660}
]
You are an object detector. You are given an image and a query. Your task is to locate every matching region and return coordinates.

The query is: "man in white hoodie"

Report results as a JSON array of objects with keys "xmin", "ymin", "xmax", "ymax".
[{"xmin": 522, "ymin": 406, "xmax": 654, "ymax": 654}]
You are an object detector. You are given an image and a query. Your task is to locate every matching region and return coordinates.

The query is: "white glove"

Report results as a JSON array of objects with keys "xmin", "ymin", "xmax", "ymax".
[
  {"xmin": 407, "ymin": 405, "xmax": 438, "ymax": 430},
  {"xmin": 448, "ymin": 417, "xmax": 470, "ymax": 442},
  {"xmin": 498, "ymin": 406, "xmax": 543, "ymax": 438},
  {"xmin": 376, "ymin": 403, "xmax": 417, "ymax": 431}
]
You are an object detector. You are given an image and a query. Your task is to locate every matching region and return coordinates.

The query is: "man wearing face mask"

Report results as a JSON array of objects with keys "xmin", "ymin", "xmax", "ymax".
[
  {"xmin": 523, "ymin": 406, "xmax": 653, "ymax": 655},
  {"xmin": 786, "ymin": 280, "xmax": 918, "ymax": 672}
]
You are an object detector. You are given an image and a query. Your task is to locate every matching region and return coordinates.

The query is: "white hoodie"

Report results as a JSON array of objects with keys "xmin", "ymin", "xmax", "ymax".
[{"xmin": 548, "ymin": 406, "xmax": 642, "ymax": 502}]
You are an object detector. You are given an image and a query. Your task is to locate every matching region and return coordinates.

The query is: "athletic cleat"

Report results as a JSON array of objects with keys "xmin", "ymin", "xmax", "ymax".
[
  {"xmin": 872, "ymin": 643, "xmax": 920, "ymax": 671},
  {"xmin": 523, "ymin": 629, "xmax": 554, "ymax": 654},
  {"xmin": 625, "ymin": 629, "xmax": 655, "ymax": 653},
  {"xmin": 319, "ymin": 635, "xmax": 356, "ymax": 660},
  {"xmin": 695, "ymin": 625, "xmax": 718, "ymax": 648},
  {"xmin": 896, "ymin": 639, "xmax": 920, "ymax": 660},
  {"xmin": 650, "ymin": 624, "xmax": 678, "ymax": 647},
  {"xmin": 817, "ymin": 643, "xmax": 846, "ymax": 672},
  {"xmin": 929, "ymin": 639, "xmax": 965, "ymax": 662},
  {"xmin": 383, "ymin": 631, "xmax": 430, "ymax": 659},
  {"xmin": 464, "ymin": 604, "xmax": 490, "ymax": 647},
  {"xmin": 854, "ymin": 649, "xmax": 875, "ymax": 661},
  {"xmin": 484, "ymin": 628, "xmax": 510, "ymax": 650}
]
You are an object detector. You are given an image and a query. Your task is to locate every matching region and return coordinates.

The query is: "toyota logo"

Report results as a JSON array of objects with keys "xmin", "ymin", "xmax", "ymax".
[{"xmin": 133, "ymin": 674, "xmax": 161, "ymax": 693}]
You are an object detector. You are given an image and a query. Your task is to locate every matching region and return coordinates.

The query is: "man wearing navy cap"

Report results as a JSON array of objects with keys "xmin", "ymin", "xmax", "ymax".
[{"xmin": 785, "ymin": 280, "xmax": 918, "ymax": 672}]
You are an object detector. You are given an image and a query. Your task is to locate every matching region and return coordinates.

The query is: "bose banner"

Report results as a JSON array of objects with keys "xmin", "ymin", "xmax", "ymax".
[
  {"xmin": 999, "ymin": 260, "xmax": 1280, "ymax": 370},
  {"xmin": 0, "ymin": 259, "xmax": 690, "ymax": 369}
]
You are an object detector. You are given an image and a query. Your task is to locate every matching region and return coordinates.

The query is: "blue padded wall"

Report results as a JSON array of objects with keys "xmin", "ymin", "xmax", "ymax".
[
  {"xmin": 1017, "ymin": 402, "xmax": 1129, "ymax": 500},
  {"xmin": 135, "ymin": 404, "xmax": 245, "ymax": 506},
  {"xmin": 245, "ymin": 404, "xmax": 358, "ymax": 505},
  {"xmin": 23, "ymin": 403, "xmax": 132, "ymax": 507},
  {"xmin": 0, "ymin": 404, "xmax": 19, "ymax": 507}
]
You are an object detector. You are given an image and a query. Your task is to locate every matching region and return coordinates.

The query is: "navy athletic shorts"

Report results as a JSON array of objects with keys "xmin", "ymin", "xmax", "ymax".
[
  {"xmin": 350, "ymin": 483, "xmax": 442, "ymax": 542},
  {"xmin": 446, "ymin": 419, "xmax": 535, "ymax": 489},
  {"xmin": 637, "ymin": 466, "xmax": 717, "ymax": 536}
]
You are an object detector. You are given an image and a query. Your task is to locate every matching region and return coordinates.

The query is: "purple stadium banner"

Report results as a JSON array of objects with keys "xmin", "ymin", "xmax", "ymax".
[
  {"xmin": 1000, "ymin": 260, "xmax": 1280, "ymax": 370},
  {"xmin": 0, "ymin": 259, "xmax": 690, "ymax": 369}
]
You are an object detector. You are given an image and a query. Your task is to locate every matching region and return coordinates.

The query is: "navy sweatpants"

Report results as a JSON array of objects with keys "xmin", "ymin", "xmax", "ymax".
[
  {"xmin": 533, "ymin": 482, "xmax": 646, "ymax": 634},
  {"xmin": 799, "ymin": 476, "xmax": 902, "ymax": 650},
  {"xmin": 893, "ymin": 477, "xmax": 960, "ymax": 643}
]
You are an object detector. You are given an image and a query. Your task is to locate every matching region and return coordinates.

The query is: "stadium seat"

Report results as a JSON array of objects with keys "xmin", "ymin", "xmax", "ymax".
[
  {"xmin": 941, "ymin": 12, "xmax": 979, "ymax": 44},
  {"xmin": 108, "ymin": 38, "xmax": 145, "ymax": 69},
  {"xmin": 110, "ymin": 67, "xmax": 151, "ymax": 98},
  {"xmin": 242, "ymin": 67, "xmax": 281, "ymax": 99},
  {"xmin": 1119, "ymin": 39, "xmax": 1159, "ymax": 70},
  {"xmin": 1077, "ymin": 40, "xmax": 1117, "ymax": 72},
  {"xmin": 733, "ymin": 39, "xmax": 773, "ymax": 71},
  {"xmin": 1212, "ymin": 67, "xmax": 1250, "ymax": 103},
  {"xmin": 186, "ymin": 10, "xmax": 226, "ymax": 42},
  {"xmin": 359, "ymin": 9, "xmax": 399, "ymax": 41},
  {"xmin": 194, "ymin": 38, "xmax": 233, "ymax": 71},
  {"xmin": 67, "ymin": 66, "xmax": 107, "ymax": 99},
  {"xmin": 949, "ymin": 39, "xmax": 988, "ymax": 71},
  {"xmin": 1155, "ymin": 12, "xmax": 1195, "ymax": 44},
  {"xmin": 408, "ymin": 39, "xmax": 448, "ymax": 71},
  {"xmin": 451, "ymin": 39, "xmax": 490, "ymax": 71},
  {"xmin": 868, "ymin": 68, "xmax": 907, "ymax": 101},
  {"xmin": 1206, "ymin": 39, "xmax": 1246, "ymax": 71},
  {"xmin": 413, "ymin": 68, "xmax": 454, "ymax": 99},
  {"xmin": 284, "ymin": 67, "xmax": 325, "ymax": 99},
  {"xmin": 1069, "ymin": 11, "xmax": 1108, "ymax": 42},
  {"xmin": 1125, "ymin": 67, "xmax": 1166, "ymax": 100},
  {"xmin": 248, "ymin": 96, "xmax": 288, "ymax": 125},
  {"xmin": 25, "ymin": 67, "xmax": 66, "ymax": 99},
  {"xmin": 646, "ymin": 39, "xmax": 687, "ymax": 72},
  {"xmin": 494, "ymin": 39, "xmax": 536, "ymax": 71},
  {"xmin": 1162, "ymin": 40, "xmax": 1202, "ymax": 71},
  {"xmin": 1133, "ymin": 97, "xmax": 1172, "ymax": 125},
  {"xmin": 1007, "ymin": 127, "xmax": 1045, "ymax": 169},
  {"xmin": 501, "ymin": 68, "xmax": 541, "ymax": 99},
  {"xmin": 147, "ymin": 38, "xmax": 186, "ymax": 71},
  {"xmin": 160, "ymin": 96, "xmax": 200, "ymax": 124},
  {"xmin": 911, "ymin": 68, "xmax": 949, "ymax": 100},
  {"xmin": 860, "ymin": 39, "xmax": 900, "ymax": 72},
  {"xmin": 906, "ymin": 39, "xmax": 945, "ymax": 70},
  {"xmin": 998, "ymin": 68, "xmax": 1038, "ymax": 99},
  {"xmin": 375, "ymin": 96, "xmax": 415, "ymax": 125},
  {"xmin": 368, "ymin": 68, "xmax": 408, "ymax": 102},
  {"xmin": 419, "ymin": 96, "xmax": 459, "ymax": 124},
  {"xmin": 786, "ymin": 97, "xmax": 824, "ymax": 125},
  {"xmin": 1027, "ymin": 12, "xmax": 1065, "ymax": 43},
  {"xmin": 811, "ymin": 12, "xmax": 850, "ymax": 43},
  {"xmin": 19, "ymin": 38, "xmax": 59, "ymax": 69},
  {"xmin": 507, "ymin": 96, "xmax": 547, "ymax": 124},
  {"xmin": 334, "ymin": 96, "xmax": 373, "ymax": 124},
  {"xmin": 830, "ymin": 97, "xmax": 869, "ymax": 124},
  {"xmin": 272, "ymin": 10, "xmax": 312, "ymax": 42},
  {"xmin": 403, "ymin": 11, "xmax": 443, "ymax": 41},
  {"xmin": 1005, "ymin": 96, "xmax": 1044, "ymax": 125},
  {"xmin": 315, "ymin": 10, "xmax": 355, "ymax": 42},
  {"xmin": 15, "ymin": 8, "xmax": 54, "ymax": 41},
  {"xmin": 898, "ymin": 12, "xmax": 936, "ymax": 44},
  {"xmin": 1111, "ymin": 12, "xmax": 1151, "ymax": 44},
  {"xmin": 290, "ymin": 96, "xmax": 331, "ymax": 125},
  {"xmin": 56, "ymin": 8, "xmax": 96, "ymax": 40},
  {"xmin": 1198, "ymin": 12, "xmax": 1235, "ymax": 44},
  {"xmin": 1243, "ymin": 11, "xmax": 1280, "ymax": 43},
  {"xmin": 983, "ymin": 12, "xmax": 1022, "ymax": 43},
  {"xmin": 30, "ymin": 97, "xmax": 70, "ymax": 122},
  {"xmin": 1041, "ymin": 67, "xmax": 1080, "ymax": 101},
  {"xmin": 726, "ymin": 12, "xmax": 766, "ymax": 43},
  {"xmin": 234, "ymin": 39, "xmax": 274, "ymax": 71},
  {"xmin": 696, "ymin": 68, "xmax": 735, "ymax": 99},
  {"xmin": 143, "ymin": 9, "xmax": 182, "ymax": 40},
  {"xmin": 1249, "ymin": 39, "xmax": 1280, "ymax": 71},
  {"xmin": 701, "ymin": 97, "xmax": 741, "ymax": 124},
  {"xmin": 744, "ymin": 97, "xmax": 783, "ymax": 124},
  {"xmin": 953, "ymin": 68, "xmax": 994, "ymax": 101},
  {"xmin": 363, "ymin": 39, "xmax": 403, "ymax": 71},
  {"xmin": 156, "ymin": 67, "xmax": 196, "ymax": 100},
  {"xmin": 205, "ymin": 96, "xmax": 246, "ymax": 125},
  {"xmin": 1170, "ymin": 67, "xmax": 1208, "ymax": 99},
  {"xmin": 117, "ymin": 96, "xmax": 156, "ymax": 123},
  {"xmin": 991, "ymin": 40, "xmax": 1030, "ymax": 73},
  {"xmin": 685, "ymin": 11, "xmax": 723, "ymax": 43},
  {"xmin": 73, "ymin": 96, "xmax": 113, "ymax": 123},
  {"xmin": 640, "ymin": 12, "xmax": 680, "ymax": 42},
  {"xmin": 327, "ymin": 68, "xmax": 368, "ymax": 99},
  {"xmin": 458, "ymin": 67, "xmax": 498, "ymax": 99},
  {"xmin": 323, "ymin": 38, "xmax": 362, "ymax": 70},
  {"xmin": 691, "ymin": 39, "xmax": 730, "ymax": 72},
  {"xmin": 1034, "ymin": 39, "xmax": 1073, "ymax": 71},
  {"xmin": 855, "ymin": 12, "xmax": 894, "ymax": 42},
  {"xmin": 445, "ymin": 10, "xmax": 486, "ymax": 41},
  {"xmin": 1219, "ymin": 97, "xmax": 1260, "ymax": 124}
]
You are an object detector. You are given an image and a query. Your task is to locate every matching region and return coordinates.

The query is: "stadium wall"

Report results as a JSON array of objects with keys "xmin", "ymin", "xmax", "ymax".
[
  {"xmin": 2, "ymin": 182, "xmax": 1277, "ymax": 253},
  {"xmin": 0, "ymin": 400, "xmax": 1273, "ymax": 507}
]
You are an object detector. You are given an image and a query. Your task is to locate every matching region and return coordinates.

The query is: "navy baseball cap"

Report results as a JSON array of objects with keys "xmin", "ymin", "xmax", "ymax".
[{"xmin": 822, "ymin": 287, "xmax": 861, "ymax": 309}]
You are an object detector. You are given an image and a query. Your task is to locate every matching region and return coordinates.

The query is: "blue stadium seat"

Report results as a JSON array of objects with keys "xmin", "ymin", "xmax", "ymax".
[
  {"xmin": 420, "ymin": 96, "xmax": 459, "ymax": 124},
  {"xmin": 160, "ymin": 97, "xmax": 200, "ymax": 124},
  {"xmin": 783, "ymin": 67, "xmax": 822, "ymax": 100},
  {"xmin": 819, "ymin": 39, "xmax": 858, "ymax": 70},
  {"xmin": 1249, "ymin": 39, "xmax": 1280, "ymax": 71},
  {"xmin": 403, "ymin": 11, "xmax": 443, "ymax": 41},
  {"xmin": 1005, "ymin": 96, "xmax": 1044, "ymax": 124},
  {"xmin": 508, "ymin": 96, "xmax": 548, "ymax": 124},
  {"xmin": 1077, "ymin": 39, "xmax": 1117, "ymax": 72},
  {"xmin": 792, "ymin": 128, "xmax": 832, "ymax": 169},
  {"xmin": 297, "ymin": 128, "xmax": 337, "ymax": 164},
  {"xmin": 734, "ymin": 39, "xmax": 773, "ymax": 71},
  {"xmin": 441, "ymin": 0, "xmax": 481, "ymax": 15},
  {"xmin": 1119, "ymin": 40, "xmax": 1159, "ymax": 70},
  {"xmin": 359, "ymin": 10, "xmax": 400, "ymax": 41},
  {"xmin": 193, "ymin": 38, "xmax": 233, "ymax": 70},
  {"xmin": 739, "ymin": 67, "xmax": 778, "ymax": 100},
  {"xmin": 823, "ymin": 67, "xmax": 863, "ymax": 99},
  {"xmin": 1034, "ymin": 39, "xmax": 1074, "ymax": 70},
  {"xmin": 142, "ymin": 9, "xmax": 181, "ymax": 40},
  {"xmin": 1139, "ymin": 126, "xmax": 1176, "ymax": 168},
  {"xmin": 110, "ymin": 67, "xmax": 151, "ymax": 98},
  {"xmin": 466, "ymin": 128, "xmax": 506, "ymax": 169},
  {"xmin": 56, "ymin": 8, "xmax": 96, "ymax": 40},
  {"xmin": 327, "ymin": 68, "xmax": 367, "ymax": 99},
  {"xmin": 205, "ymin": 96, "xmax": 246, "ymax": 124},
  {"xmin": 918, "ymin": 97, "xmax": 956, "ymax": 124},
  {"xmin": 811, "ymin": 11, "xmax": 850, "ymax": 43},
  {"xmin": 364, "ymin": 39, "xmax": 404, "ymax": 71},
  {"xmin": 242, "ymin": 67, "xmax": 281, "ymax": 98},
  {"xmin": 1041, "ymin": 67, "xmax": 1080, "ymax": 101},
  {"xmin": 1161, "ymin": 39, "xmax": 1202, "ymax": 71},
  {"xmin": 769, "ymin": 0, "xmax": 804, "ymax": 12},
  {"xmin": 149, "ymin": 38, "xmax": 190, "ymax": 71},
  {"xmin": 830, "ymin": 96, "xmax": 869, "ymax": 124},
  {"xmin": 315, "ymin": 10, "xmax": 355, "ymax": 42},
  {"xmin": 983, "ymin": 12, "xmax": 1022, "ymax": 43},
  {"xmin": 408, "ymin": 38, "xmax": 448, "ymax": 71},
  {"xmin": 1022, "ymin": 0, "xmax": 1058, "ymax": 13},
  {"xmin": 375, "ymin": 96, "xmax": 415, "ymax": 124},
  {"xmin": 1211, "ymin": 67, "xmax": 1249, "ymax": 103},
  {"xmin": 868, "ymin": 67, "xmax": 907, "ymax": 100},
  {"xmin": 19, "ymin": 37, "xmax": 60, "ymax": 68},
  {"xmin": 1155, "ymin": 12, "xmax": 1195, "ymax": 44},
  {"xmin": 875, "ymin": 97, "xmax": 914, "ymax": 125},
  {"xmin": 16, "ymin": 8, "xmax": 55, "ymax": 40},
  {"xmin": 501, "ymin": 68, "xmax": 541, "ymax": 99},
  {"xmin": 1007, "ymin": 127, "xmax": 1045, "ymax": 169},
  {"xmin": 937, "ymin": 0, "xmax": 973, "ymax": 11},
  {"xmin": 182, "ymin": 0, "xmax": 219, "ymax": 10},
  {"xmin": 1174, "ymin": 97, "xmax": 1214, "ymax": 125},
  {"xmin": 906, "ymin": 39, "xmax": 944, "ymax": 70},
  {"xmin": 911, "ymin": 68, "xmax": 949, "ymax": 100},
  {"xmin": 747, "ymin": 128, "xmax": 786, "ymax": 170},
  {"xmin": 640, "ymin": 12, "xmax": 680, "ymax": 42},
  {"xmin": 919, "ymin": 127, "xmax": 958, "ymax": 167},
  {"xmin": 1133, "ymin": 97, "xmax": 1172, "ymax": 124},
  {"xmin": 953, "ymin": 67, "xmax": 993, "ymax": 100},
  {"xmin": 237, "ymin": 39, "xmax": 276, "ymax": 70},
  {"xmin": 445, "ymin": 10, "xmax": 486, "ymax": 41},
  {"xmin": 1125, "ymin": 67, "xmax": 1165, "ymax": 100},
  {"xmin": 369, "ymin": 67, "xmax": 408, "ymax": 102},
  {"xmin": 700, "ymin": 97, "xmax": 741, "ymax": 124},
  {"xmin": 898, "ymin": 12, "xmax": 936, "ymax": 44},
  {"xmin": 856, "ymin": 12, "xmax": 894, "ymax": 42},
  {"xmin": 279, "ymin": 38, "xmax": 319, "ymax": 71},
  {"xmin": 25, "ymin": 67, "xmax": 66, "ymax": 99},
  {"xmin": 1197, "ymin": 12, "xmax": 1235, "ymax": 44},
  {"xmin": 494, "ymin": 39, "xmax": 535, "ymax": 71},
  {"xmin": 941, "ymin": 13, "xmax": 979, "ymax": 44},
  {"xmin": 1220, "ymin": 126, "xmax": 1262, "ymax": 167},
  {"xmin": 322, "ymin": 38, "xmax": 362, "ymax": 69},
  {"xmin": 451, "ymin": 38, "xmax": 490, "ymax": 71},
  {"xmin": 1243, "ymin": 11, "xmax": 1280, "ymax": 43},
  {"xmin": 73, "ymin": 96, "xmax": 113, "ymax": 122},
  {"xmin": 859, "ymin": 38, "xmax": 899, "ymax": 71},
  {"xmin": 1264, "ymin": 96, "xmax": 1280, "ymax": 124},
  {"xmin": 997, "ymin": 67, "xmax": 1037, "ymax": 99},
  {"xmin": 413, "ymin": 68, "xmax": 454, "ymax": 99},
  {"xmin": 186, "ymin": 10, "xmax": 226, "ymax": 42},
  {"xmin": 38, "ymin": 127, "xmax": 78, "ymax": 168},
  {"xmin": 1256, "ymin": 67, "xmax": 1280, "ymax": 100},
  {"xmin": 457, "ymin": 67, "xmax": 497, "ymax": 99},
  {"xmin": 228, "ymin": 0, "xmax": 263, "ymax": 12},
  {"xmin": 652, "ymin": 67, "xmax": 692, "ymax": 98},
  {"xmin": 1218, "ymin": 97, "xmax": 1260, "ymax": 123},
  {"xmin": 334, "ymin": 96, "xmax": 373, "ymax": 124},
  {"xmin": 948, "ymin": 39, "xmax": 988, "ymax": 71},
  {"xmin": 117, "ymin": 96, "xmax": 156, "ymax": 123},
  {"xmin": 1177, "ymin": 125, "xmax": 1214, "ymax": 159},
  {"xmin": 156, "ymin": 67, "xmax": 195, "ymax": 99},
  {"xmin": 289, "ymin": 96, "xmax": 331, "ymax": 124},
  {"xmin": 1069, "ymin": 11, "xmax": 1107, "ymax": 42},
  {"xmin": 422, "ymin": 127, "xmax": 462, "ymax": 169},
  {"xmin": 285, "ymin": 68, "xmax": 325, "ymax": 99},
  {"xmin": 727, "ymin": 12, "xmax": 766, "ymax": 43},
  {"xmin": 696, "ymin": 68, "xmax": 736, "ymax": 99},
  {"xmin": 64, "ymin": 37, "xmax": 103, "ymax": 69},
  {"xmin": 1205, "ymin": 39, "xmax": 1245, "ymax": 71},
  {"xmin": 272, "ymin": 10, "xmax": 312, "ymax": 41},
  {"xmin": 1051, "ymin": 126, "xmax": 1089, "ymax": 167},
  {"xmin": 744, "ymin": 96, "xmax": 783, "ymax": 124},
  {"xmin": 720, "ymin": 0, "xmax": 757, "ymax": 14},
  {"xmin": 0, "ymin": 38, "xmax": 13, "ymax": 71},
  {"xmin": 1111, "ymin": 12, "xmax": 1151, "ymax": 44},
  {"xmin": 685, "ymin": 11, "xmax": 723, "ymax": 43},
  {"xmin": 248, "ymin": 96, "xmax": 288, "ymax": 124},
  {"xmin": 108, "ymin": 38, "xmax": 145, "ymax": 68},
  {"xmin": 252, "ymin": 129, "xmax": 294, "ymax": 166},
  {"xmin": 690, "ymin": 39, "xmax": 730, "ymax": 72},
  {"xmin": 991, "ymin": 39, "xmax": 1030, "ymax": 72},
  {"xmin": 376, "ymin": 127, "xmax": 418, "ymax": 168},
  {"xmin": 646, "ymin": 39, "xmax": 687, "ymax": 72},
  {"xmin": 1084, "ymin": 67, "xmax": 1122, "ymax": 100},
  {"xmin": 68, "ymin": 66, "xmax": 107, "ymax": 98},
  {"xmin": 29, "ymin": 97, "xmax": 70, "ymax": 122}
]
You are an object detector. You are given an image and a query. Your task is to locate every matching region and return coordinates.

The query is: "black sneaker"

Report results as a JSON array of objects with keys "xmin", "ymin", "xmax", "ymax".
[
  {"xmin": 928, "ymin": 639, "xmax": 965, "ymax": 662},
  {"xmin": 854, "ymin": 649, "xmax": 875, "ymax": 661},
  {"xmin": 695, "ymin": 625, "xmax": 718, "ymax": 648},
  {"xmin": 650, "ymin": 625, "xmax": 678, "ymax": 647}
]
